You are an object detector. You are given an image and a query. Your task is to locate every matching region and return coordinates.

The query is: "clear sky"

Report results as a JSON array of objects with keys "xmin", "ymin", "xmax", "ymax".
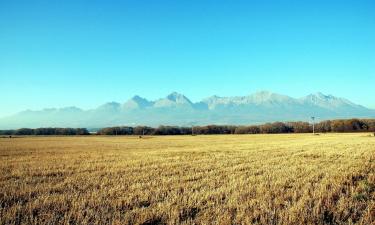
[{"xmin": 1, "ymin": 0, "xmax": 374, "ymax": 117}]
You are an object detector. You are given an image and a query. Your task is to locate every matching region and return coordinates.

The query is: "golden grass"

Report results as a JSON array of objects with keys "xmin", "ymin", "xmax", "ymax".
[{"xmin": 0, "ymin": 134, "xmax": 374, "ymax": 224}]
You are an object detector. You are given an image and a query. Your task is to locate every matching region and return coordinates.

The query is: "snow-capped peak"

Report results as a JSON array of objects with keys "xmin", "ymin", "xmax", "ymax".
[{"xmin": 300, "ymin": 92, "xmax": 358, "ymax": 109}]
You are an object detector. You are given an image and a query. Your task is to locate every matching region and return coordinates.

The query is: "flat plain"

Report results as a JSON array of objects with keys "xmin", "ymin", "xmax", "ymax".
[{"xmin": 0, "ymin": 134, "xmax": 374, "ymax": 224}]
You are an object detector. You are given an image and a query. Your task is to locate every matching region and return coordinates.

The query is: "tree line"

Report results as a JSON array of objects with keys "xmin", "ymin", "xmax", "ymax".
[
  {"xmin": 96, "ymin": 118, "xmax": 375, "ymax": 135},
  {"xmin": 1, "ymin": 119, "xmax": 375, "ymax": 136},
  {"xmin": 0, "ymin": 128, "xmax": 89, "ymax": 135}
]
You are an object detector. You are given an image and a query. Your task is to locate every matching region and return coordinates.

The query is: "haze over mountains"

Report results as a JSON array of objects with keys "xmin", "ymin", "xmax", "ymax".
[{"xmin": 1, "ymin": 91, "xmax": 374, "ymax": 129}]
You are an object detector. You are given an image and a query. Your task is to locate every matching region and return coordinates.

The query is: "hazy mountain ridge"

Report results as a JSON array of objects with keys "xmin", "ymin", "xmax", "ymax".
[{"xmin": 1, "ymin": 91, "xmax": 374, "ymax": 129}]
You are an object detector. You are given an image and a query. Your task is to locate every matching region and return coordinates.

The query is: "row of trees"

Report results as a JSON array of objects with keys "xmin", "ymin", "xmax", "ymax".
[
  {"xmin": 1, "ymin": 119, "xmax": 374, "ymax": 136},
  {"xmin": 0, "ymin": 128, "xmax": 89, "ymax": 135},
  {"xmin": 235, "ymin": 119, "xmax": 375, "ymax": 134},
  {"xmin": 96, "ymin": 125, "xmax": 238, "ymax": 135},
  {"xmin": 96, "ymin": 119, "xmax": 375, "ymax": 135}
]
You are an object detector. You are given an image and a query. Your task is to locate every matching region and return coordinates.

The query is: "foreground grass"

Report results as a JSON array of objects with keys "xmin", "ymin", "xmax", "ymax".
[{"xmin": 0, "ymin": 134, "xmax": 374, "ymax": 224}]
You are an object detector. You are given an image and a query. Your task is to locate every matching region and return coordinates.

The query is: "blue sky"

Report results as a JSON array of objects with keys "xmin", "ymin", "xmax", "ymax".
[{"xmin": 0, "ymin": 0, "xmax": 374, "ymax": 117}]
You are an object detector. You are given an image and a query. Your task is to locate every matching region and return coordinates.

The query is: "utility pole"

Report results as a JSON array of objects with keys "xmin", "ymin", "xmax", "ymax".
[
  {"xmin": 189, "ymin": 122, "xmax": 197, "ymax": 136},
  {"xmin": 311, "ymin": 116, "xmax": 315, "ymax": 135}
]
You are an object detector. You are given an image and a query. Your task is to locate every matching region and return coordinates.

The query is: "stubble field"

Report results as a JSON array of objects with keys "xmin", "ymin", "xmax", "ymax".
[{"xmin": 0, "ymin": 134, "xmax": 374, "ymax": 224}]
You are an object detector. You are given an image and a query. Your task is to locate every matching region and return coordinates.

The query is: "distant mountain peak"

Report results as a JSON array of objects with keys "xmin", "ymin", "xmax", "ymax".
[
  {"xmin": 124, "ymin": 95, "xmax": 152, "ymax": 109},
  {"xmin": 166, "ymin": 92, "xmax": 191, "ymax": 102},
  {"xmin": 153, "ymin": 92, "xmax": 193, "ymax": 108},
  {"xmin": 315, "ymin": 92, "xmax": 326, "ymax": 96},
  {"xmin": 101, "ymin": 101, "xmax": 120, "ymax": 107},
  {"xmin": 131, "ymin": 95, "xmax": 143, "ymax": 100},
  {"xmin": 308, "ymin": 92, "xmax": 335, "ymax": 99},
  {"xmin": 167, "ymin": 91, "xmax": 181, "ymax": 96},
  {"xmin": 301, "ymin": 92, "xmax": 358, "ymax": 109},
  {"xmin": 248, "ymin": 91, "xmax": 296, "ymax": 105},
  {"xmin": 130, "ymin": 95, "xmax": 151, "ymax": 104}
]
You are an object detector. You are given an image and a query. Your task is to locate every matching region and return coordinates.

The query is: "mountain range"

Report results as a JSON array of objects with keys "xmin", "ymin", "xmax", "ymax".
[{"xmin": 1, "ymin": 91, "xmax": 374, "ymax": 129}]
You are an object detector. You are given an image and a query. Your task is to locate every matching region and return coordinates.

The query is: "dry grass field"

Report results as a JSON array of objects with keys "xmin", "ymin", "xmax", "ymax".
[{"xmin": 0, "ymin": 134, "xmax": 374, "ymax": 225}]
